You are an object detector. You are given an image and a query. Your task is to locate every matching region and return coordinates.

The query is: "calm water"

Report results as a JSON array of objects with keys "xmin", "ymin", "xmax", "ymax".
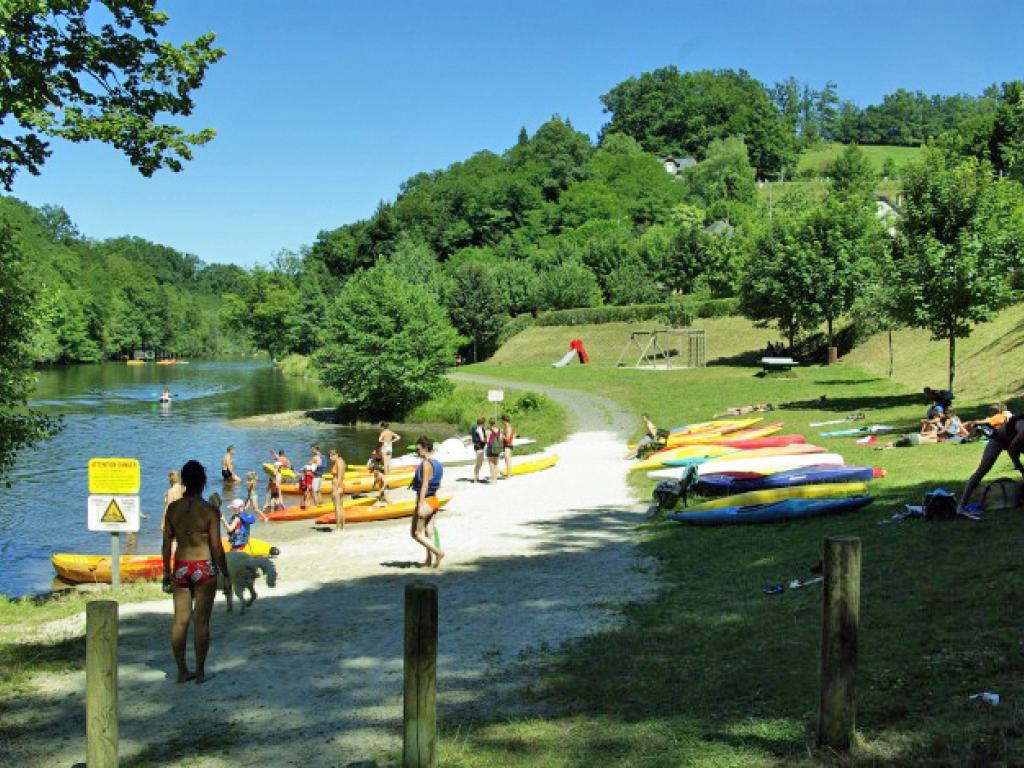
[{"xmin": 0, "ymin": 360, "xmax": 382, "ymax": 597}]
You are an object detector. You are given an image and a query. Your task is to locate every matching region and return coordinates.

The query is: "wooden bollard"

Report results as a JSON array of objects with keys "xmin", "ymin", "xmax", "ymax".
[
  {"xmin": 403, "ymin": 582, "xmax": 438, "ymax": 768},
  {"xmin": 817, "ymin": 535, "xmax": 861, "ymax": 751},
  {"xmin": 86, "ymin": 600, "xmax": 119, "ymax": 767}
]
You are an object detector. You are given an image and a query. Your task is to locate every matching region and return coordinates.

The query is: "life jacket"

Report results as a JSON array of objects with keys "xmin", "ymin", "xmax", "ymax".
[{"xmin": 411, "ymin": 458, "xmax": 443, "ymax": 497}]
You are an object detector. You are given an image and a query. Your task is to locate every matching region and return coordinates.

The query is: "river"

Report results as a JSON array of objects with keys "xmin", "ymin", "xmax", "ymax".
[{"xmin": 0, "ymin": 360, "xmax": 383, "ymax": 597}]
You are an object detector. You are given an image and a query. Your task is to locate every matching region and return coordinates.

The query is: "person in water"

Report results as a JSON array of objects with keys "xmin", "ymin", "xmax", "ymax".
[
  {"xmin": 221, "ymin": 446, "xmax": 240, "ymax": 483},
  {"xmin": 410, "ymin": 436, "xmax": 444, "ymax": 568},
  {"xmin": 329, "ymin": 448, "xmax": 347, "ymax": 531},
  {"xmin": 242, "ymin": 471, "xmax": 260, "ymax": 514},
  {"xmin": 160, "ymin": 387, "xmax": 172, "ymax": 403},
  {"xmin": 471, "ymin": 417, "xmax": 487, "ymax": 483},
  {"xmin": 162, "ymin": 460, "xmax": 230, "ymax": 684},
  {"xmin": 957, "ymin": 413, "xmax": 1024, "ymax": 514},
  {"xmin": 377, "ymin": 422, "xmax": 401, "ymax": 474}
]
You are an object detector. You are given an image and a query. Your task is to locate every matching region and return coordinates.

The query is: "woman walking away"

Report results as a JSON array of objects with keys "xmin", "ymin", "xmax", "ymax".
[
  {"xmin": 221, "ymin": 445, "xmax": 240, "ymax": 484},
  {"xmin": 957, "ymin": 413, "xmax": 1024, "ymax": 514},
  {"xmin": 162, "ymin": 460, "xmax": 230, "ymax": 684},
  {"xmin": 500, "ymin": 414, "xmax": 516, "ymax": 479},
  {"xmin": 410, "ymin": 437, "xmax": 444, "ymax": 568},
  {"xmin": 377, "ymin": 422, "xmax": 401, "ymax": 473},
  {"xmin": 486, "ymin": 418, "xmax": 502, "ymax": 484},
  {"xmin": 471, "ymin": 417, "xmax": 487, "ymax": 483},
  {"xmin": 329, "ymin": 448, "xmax": 347, "ymax": 531}
]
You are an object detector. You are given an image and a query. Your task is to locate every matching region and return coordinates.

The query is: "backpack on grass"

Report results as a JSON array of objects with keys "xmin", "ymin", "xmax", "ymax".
[{"xmin": 980, "ymin": 478, "xmax": 1023, "ymax": 512}]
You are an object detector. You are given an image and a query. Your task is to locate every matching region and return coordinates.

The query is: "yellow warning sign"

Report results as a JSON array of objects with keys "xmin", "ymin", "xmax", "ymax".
[
  {"xmin": 100, "ymin": 498, "xmax": 127, "ymax": 524},
  {"xmin": 89, "ymin": 458, "xmax": 140, "ymax": 494}
]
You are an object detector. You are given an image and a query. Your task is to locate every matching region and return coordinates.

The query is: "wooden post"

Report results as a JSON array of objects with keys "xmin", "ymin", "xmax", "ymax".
[
  {"xmin": 403, "ymin": 582, "xmax": 438, "ymax": 768},
  {"xmin": 86, "ymin": 600, "xmax": 118, "ymax": 767},
  {"xmin": 818, "ymin": 535, "xmax": 861, "ymax": 752}
]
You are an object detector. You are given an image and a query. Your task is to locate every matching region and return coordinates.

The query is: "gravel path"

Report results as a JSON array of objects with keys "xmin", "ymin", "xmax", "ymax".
[{"xmin": 4, "ymin": 374, "xmax": 653, "ymax": 767}]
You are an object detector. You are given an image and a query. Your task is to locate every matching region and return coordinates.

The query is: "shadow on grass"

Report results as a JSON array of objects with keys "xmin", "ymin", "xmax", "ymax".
[{"xmin": 780, "ymin": 393, "xmax": 923, "ymax": 412}]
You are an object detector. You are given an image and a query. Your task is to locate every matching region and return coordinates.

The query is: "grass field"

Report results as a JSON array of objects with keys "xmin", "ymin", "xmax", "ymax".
[
  {"xmin": 408, "ymin": 315, "xmax": 1024, "ymax": 766},
  {"xmin": 796, "ymin": 142, "xmax": 924, "ymax": 177}
]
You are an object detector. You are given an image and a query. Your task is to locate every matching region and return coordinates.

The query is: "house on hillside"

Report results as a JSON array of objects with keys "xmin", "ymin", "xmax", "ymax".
[{"xmin": 659, "ymin": 155, "xmax": 697, "ymax": 176}]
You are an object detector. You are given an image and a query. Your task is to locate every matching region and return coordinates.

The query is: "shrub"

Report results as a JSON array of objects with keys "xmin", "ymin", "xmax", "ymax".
[
  {"xmin": 661, "ymin": 296, "xmax": 693, "ymax": 327},
  {"xmin": 534, "ymin": 261, "xmax": 603, "ymax": 310}
]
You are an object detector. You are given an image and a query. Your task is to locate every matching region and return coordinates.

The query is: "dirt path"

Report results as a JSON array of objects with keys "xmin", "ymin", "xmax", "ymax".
[{"xmin": 4, "ymin": 374, "xmax": 652, "ymax": 767}]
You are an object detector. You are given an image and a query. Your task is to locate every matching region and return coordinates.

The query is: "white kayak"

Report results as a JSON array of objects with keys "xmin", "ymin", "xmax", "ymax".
[{"xmin": 648, "ymin": 452, "xmax": 845, "ymax": 480}]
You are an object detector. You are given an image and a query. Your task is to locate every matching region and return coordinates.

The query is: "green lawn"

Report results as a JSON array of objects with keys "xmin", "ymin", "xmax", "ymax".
[
  {"xmin": 796, "ymin": 142, "xmax": 924, "ymax": 176},
  {"xmin": 415, "ymin": 342, "xmax": 1024, "ymax": 764}
]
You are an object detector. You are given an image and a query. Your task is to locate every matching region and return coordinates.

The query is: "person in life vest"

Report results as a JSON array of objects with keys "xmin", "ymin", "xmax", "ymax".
[{"xmin": 409, "ymin": 436, "xmax": 444, "ymax": 568}]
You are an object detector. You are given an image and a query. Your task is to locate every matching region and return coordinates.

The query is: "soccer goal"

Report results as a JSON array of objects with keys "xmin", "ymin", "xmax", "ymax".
[{"xmin": 615, "ymin": 328, "xmax": 707, "ymax": 370}]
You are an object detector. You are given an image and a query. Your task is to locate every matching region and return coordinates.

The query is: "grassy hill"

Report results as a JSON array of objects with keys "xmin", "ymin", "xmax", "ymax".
[{"xmin": 795, "ymin": 141, "xmax": 924, "ymax": 176}]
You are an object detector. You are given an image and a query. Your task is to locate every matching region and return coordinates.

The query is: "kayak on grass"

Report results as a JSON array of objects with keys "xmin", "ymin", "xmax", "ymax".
[
  {"xmin": 683, "ymin": 481, "xmax": 869, "ymax": 512},
  {"xmin": 667, "ymin": 496, "xmax": 874, "ymax": 526},
  {"xmin": 648, "ymin": 452, "xmax": 845, "ymax": 480},
  {"xmin": 697, "ymin": 465, "xmax": 885, "ymax": 496}
]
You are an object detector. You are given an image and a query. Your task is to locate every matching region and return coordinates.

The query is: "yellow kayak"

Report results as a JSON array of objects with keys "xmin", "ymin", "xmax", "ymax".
[
  {"xmin": 686, "ymin": 482, "xmax": 870, "ymax": 512},
  {"xmin": 280, "ymin": 471, "xmax": 413, "ymax": 495},
  {"xmin": 262, "ymin": 461, "xmax": 412, "ymax": 482},
  {"xmin": 631, "ymin": 444, "xmax": 739, "ymax": 472},
  {"xmin": 52, "ymin": 538, "xmax": 277, "ymax": 584},
  {"xmin": 664, "ymin": 420, "xmax": 770, "ymax": 447},
  {"xmin": 500, "ymin": 454, "xmax": 559, "ymax": 477}
]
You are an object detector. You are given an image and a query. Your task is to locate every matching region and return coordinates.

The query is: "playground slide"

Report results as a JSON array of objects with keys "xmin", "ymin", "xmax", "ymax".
[{"xmin": 552, "ymin": 349, "xmax": 577, "ymax": 368}]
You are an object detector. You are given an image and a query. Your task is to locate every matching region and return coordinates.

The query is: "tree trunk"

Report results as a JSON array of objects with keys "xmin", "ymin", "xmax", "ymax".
[
  {"xmin": 827, "ymin": 316, "xmax": 834, "ymax": 349},
  {"xmin": 788, "ymin": 325, "xmax": 795, "ymax": 355},
  {"xmin": 948, "ymin": 332, "xmax": 956, "ymax": 394},
  {"xmin": 888, "ymin": 330, "xmax": 893, "ymax": 378},
  {"xmin": 472, "ymin": 338, "xmax": 478, "ymax": 364}
]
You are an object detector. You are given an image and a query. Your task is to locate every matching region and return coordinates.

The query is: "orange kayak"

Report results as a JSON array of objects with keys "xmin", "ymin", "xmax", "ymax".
[
  {"xmin": 280, "ymin": 472, "xmax": 413, "ymax": 495},
  {"xmin": 314, "ymin": 496, "xmax": 453, "ymax": 525},
  {"xmin": 265, "ymin": 495, "xmax": 376, "ymax": 522},
  {"xmin": 51, "ymin": 538, "xmax": 277, "ymax": 584}
]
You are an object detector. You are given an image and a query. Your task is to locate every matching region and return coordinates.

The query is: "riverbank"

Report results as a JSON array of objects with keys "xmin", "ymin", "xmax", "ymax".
[{"xmin": 1, "ymin": 376, "xmax": 649, "ymax": 767}]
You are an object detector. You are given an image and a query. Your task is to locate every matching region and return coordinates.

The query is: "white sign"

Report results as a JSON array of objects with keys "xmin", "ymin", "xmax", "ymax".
[
  {"xmin": 88, "ymin": 495, "xmax": 141, "ymax": 533},
  {"xmin": 487, "ymin": 389, "xmax": 504, "ymax": 402}
]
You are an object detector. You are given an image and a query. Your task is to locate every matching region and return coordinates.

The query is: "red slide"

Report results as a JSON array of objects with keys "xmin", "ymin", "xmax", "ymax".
[{"xmin": 570, "ymin": 338, "xmax": 589, "ymax": 364}]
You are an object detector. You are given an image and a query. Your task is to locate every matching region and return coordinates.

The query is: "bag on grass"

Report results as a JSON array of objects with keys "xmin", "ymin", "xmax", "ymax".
[
  {"xmin": 924, "ymin": 489, "xmax": 957, "ymax": 520},
  {"xmin": 980, "ymin": 478, "xmax": 1023, "ymax": 512}
]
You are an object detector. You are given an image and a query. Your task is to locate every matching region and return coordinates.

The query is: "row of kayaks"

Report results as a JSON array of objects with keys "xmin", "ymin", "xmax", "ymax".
[{"xmin": 641, "ymin": 418, "xmax": 882, "ymax": 526}]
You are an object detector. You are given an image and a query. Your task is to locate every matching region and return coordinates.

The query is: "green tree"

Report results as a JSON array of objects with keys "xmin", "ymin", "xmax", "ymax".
[
  {"xmin": 534, "ymin": 261, "xmax": 602, "ymax": 310},
  {"xmin": 606, "ymin": 255, "xmax": 661, "ymax": 305},
  {"xmin": 314, "ymin": 265, "xmax": 461, "ymax": 419},
  {"xmin": 888, "ymin": 149, "xmax": 1020, "ymax": 391},
  {"xmin": 990, "ymin": 81, "xmax": 1024, "ymax": 182},
  {"xmin": 682, "ymin": 137, "xmax": 757, "ymax": 221},
  {"xmin": 444, "ymin": 262, "xmax": 506, "ymax": 362},
  {"xmin": 828, "ymin": 144, "xmax": 876, "ymax": 202},
  {"xmin": 223, "ymin": 267, "xmax": 297, "ymax": 358},
  {"xmin": 0, "ymin": 1, "xmax": 224, "ymax": 189},
  {"xmin": 0, "ymin": 221, "xmax": 58, "ymax": 480},
  {"xmin": 493, "ymin": 259, "xmax": 539, "ymax": 316}
]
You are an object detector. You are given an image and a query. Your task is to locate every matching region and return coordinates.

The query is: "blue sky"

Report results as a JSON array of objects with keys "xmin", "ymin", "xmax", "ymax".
[{"xmin": 9, "ymin": 0, "xmax": 1024, "ymax": 266}]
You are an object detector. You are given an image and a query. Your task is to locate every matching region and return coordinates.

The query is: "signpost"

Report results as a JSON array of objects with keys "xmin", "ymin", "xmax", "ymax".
[
  {"xmin": 88, "ymin": 459, "xmax": 141, "ymax": 592},
  {"xmin": 487, "ymin": 389, "xmax": 504, "ymax": 421}
]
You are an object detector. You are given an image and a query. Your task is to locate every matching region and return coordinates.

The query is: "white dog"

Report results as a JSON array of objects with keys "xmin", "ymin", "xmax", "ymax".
[{"xmin": 222, "ymin": 550, "xmax": 277, "ymax": 614}]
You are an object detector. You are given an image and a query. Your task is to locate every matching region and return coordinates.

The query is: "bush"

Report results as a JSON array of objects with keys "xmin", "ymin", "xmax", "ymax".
[
  {"xmin": 535, "ymin": 303, "xmax": 667, "ymax": 326},
  {"xmin": 534, "ymin": 261, "xmax": 603, "ymax": 310},
  {"xmin": 695, "ymin": 297, "xmax": 740, "ymax": 318},
  {"xmin": 313, "ymin": 264, "xmax": 462, "ymax": 420},
  {"xmin": 661, "ymin": 296, "xmax": 692, "ymax": 327}
]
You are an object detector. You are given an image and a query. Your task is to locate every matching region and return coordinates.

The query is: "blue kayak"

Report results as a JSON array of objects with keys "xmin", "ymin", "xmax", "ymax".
[
  {"xmin": 697, "ymin": 465, "xmax": 876, "ymax": 496},
  {"xmin": 668, "ymin": 496, "xmax": 874, "ymax": 526}
]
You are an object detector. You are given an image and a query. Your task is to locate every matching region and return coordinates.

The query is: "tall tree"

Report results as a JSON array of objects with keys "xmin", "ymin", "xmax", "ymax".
[
  {"xmin": 444, "ymin": 262, "xmax": 506, "ymax": 362},
  {"xmin": 0, "ymin": 1, "xmax": 224, "ymax": 189},
  {"xmin": 887, "ymin": 149, "xmax": 1020, "ymax": 391},
  {"xmin": 682, "ymin": 137, "xmax": 757, "ymax": 222},
  {"xmin": 990, "ymin": 81, "xmax": 1024, "ymax": 182}
]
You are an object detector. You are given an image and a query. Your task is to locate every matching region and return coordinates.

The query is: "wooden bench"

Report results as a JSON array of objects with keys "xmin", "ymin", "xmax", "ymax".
[{"xmin": 760, "ymin": 356, "xmax": 798, "ymax": 373}]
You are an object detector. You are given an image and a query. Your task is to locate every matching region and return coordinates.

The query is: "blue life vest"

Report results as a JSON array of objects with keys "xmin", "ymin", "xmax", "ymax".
[
  {"xmin": 313, "ymin": 454, "xmax": 328, "ymax": 477},
  {"xmin": 228, "ymin": 513, "xmax": 257, "ymax": 549},
  {"xmin": 411, "ymin": 458, "xmax": 443, "ymax": 497}
]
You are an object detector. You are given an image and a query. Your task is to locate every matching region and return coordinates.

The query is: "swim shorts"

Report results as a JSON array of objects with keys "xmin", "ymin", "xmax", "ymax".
[
  {"xmin": 221, "ymin": 469, "xmax": 232, "ymax": 480},
  {"xmin": 172, "ymin": 559, "xmax": 218, "ymax": 587},
  {"xmin": 416, "ymin": 496, "xmax": 441, "ymax": 516}
]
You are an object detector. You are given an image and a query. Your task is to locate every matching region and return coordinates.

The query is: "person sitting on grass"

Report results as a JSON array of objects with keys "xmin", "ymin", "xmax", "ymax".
[
  {"xmin": 965, "ymin": 404, "xmax": 1010, "ymax": 439},
  {"xmin": 627, "ymin": 414, "xmax": 668, "ymax": 459},
  {"xmin": 940, "ymin": 408, "xmax": 969, "ymax": 442}
]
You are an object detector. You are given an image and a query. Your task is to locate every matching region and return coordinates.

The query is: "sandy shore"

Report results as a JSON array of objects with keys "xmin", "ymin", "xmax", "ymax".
[{"xmin": 4, "ymin": 375, "xmax": 654, "ymax": 767}]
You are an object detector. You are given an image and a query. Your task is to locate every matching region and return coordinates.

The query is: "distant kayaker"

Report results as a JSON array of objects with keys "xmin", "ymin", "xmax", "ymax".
[
  {"xmin": 500, "ymin": 414, "xmax": 516, "ymax": 478},
  {"xmin": 377, "ymin": 422, "xmax": 401, "ymax": 473},
  {"xmin": 160, "ymin": 387, "xmax": 172, "ymax": 403},
  {"xmin": 162, "ymin": 460, "xmax": 230, "ymax": 685},
  {"xmin": 221, "ymin": 446, "xmax": 240, "ymax": 484},
  {"xmin": 471, "ymin": 417, "xmax": 487, "ymax": 483},
  {"xmin": 329, "ymin": 448, "xmax": 347, "ymax": 531},
  {"xmin": 410, "ymin": 437, "xmax": 444, "ymax": 568}
]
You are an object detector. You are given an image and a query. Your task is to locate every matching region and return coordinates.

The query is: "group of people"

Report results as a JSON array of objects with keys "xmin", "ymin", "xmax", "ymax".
[
  {"xmin": 918, "ymin": 388, "xmax": 1012, "ymax": 444},
  {"xmin": 159, "ymin": 426, "xmax": 448, "ymax": 685},
  {"xmin": 469, "ymin": 414, "xmax": 516, "ymax": 483}
]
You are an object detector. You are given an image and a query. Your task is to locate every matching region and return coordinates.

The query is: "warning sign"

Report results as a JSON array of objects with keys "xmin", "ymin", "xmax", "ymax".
[
  {"xmin": 88, "ymin": 458, "xmax": 140, "ymax": 495},
  {"xmin": 88, "ymin": 495, "xmax": 140, "ymax": 533}
]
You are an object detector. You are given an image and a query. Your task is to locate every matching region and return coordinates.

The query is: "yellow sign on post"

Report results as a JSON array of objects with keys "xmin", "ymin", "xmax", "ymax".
[{"xmin": 88, "ymin": 458, "xmax": 140, "ymax": 495}]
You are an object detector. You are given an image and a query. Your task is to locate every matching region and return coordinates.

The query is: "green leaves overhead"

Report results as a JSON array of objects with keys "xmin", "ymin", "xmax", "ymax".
[{"xmin": 0, "ymin": 0, "xmax": 224, "ymax": 189}]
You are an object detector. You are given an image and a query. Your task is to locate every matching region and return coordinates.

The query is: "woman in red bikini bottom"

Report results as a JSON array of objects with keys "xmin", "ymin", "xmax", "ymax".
[{"xmin": 162, "ymin": 460, "xmax": 230, "ymax": 684}]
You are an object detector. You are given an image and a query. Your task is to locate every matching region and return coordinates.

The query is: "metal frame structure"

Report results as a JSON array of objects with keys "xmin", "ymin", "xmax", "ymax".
[{"xmin": 615, "ymin": 328, "xmax": 707, "ymax": 370}]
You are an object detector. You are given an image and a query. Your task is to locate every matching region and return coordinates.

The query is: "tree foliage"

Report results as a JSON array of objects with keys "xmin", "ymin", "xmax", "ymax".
[
  {"xmin": 313, "ymin": 264, "xmax": 461, "ymax": 419},
  {"xmin": 0, "ymin": 0, "xmax": 225, "ymax": 189},
  {"xmin": 444, "ymin": 262, "xmax": 506, "ymax": 361}
]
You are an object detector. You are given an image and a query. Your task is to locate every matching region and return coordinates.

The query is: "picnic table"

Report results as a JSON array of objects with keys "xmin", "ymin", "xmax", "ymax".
[{"xmin": 760, "ymin": 356, "xmax": 798, "ymax": 373}]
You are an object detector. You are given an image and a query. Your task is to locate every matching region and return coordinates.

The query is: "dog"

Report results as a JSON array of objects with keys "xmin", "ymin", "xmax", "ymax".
[{"xmin": 221, "ymin": 550, "xmax": 277, "ymax": 614}]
